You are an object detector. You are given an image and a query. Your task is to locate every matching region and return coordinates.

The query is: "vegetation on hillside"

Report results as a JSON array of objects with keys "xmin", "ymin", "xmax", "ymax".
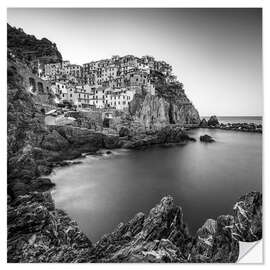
[{"xmin": 7, "ymin": 23, "xmax": 62, "ymax": 63}]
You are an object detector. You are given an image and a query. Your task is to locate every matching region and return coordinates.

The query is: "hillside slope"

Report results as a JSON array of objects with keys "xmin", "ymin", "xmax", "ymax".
[{"xmin": 7, "ymin": 23, "xmax": 62, "ymax": 67}]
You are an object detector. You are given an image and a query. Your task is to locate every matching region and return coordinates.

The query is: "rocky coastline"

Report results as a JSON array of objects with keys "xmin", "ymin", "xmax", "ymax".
[
  {"xmin": 200, "ymin": 116, "xmax": 262, "ymax": 133},
  {"xmin": 7, "ymin": 70, "xmax": 262, "ymax": 263}
]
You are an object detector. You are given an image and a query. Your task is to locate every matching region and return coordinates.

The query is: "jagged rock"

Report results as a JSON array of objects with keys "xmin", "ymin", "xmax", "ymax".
[
  {"xmin": 207, "ymin": 115, "xmax": 219, "ymax": 127},
  {"xmin": 200, "ymin": 118, "xmax": 208, "ymax": 128},
  {"xmin": 191, "ymin": 215, "xmax": 239, "ymax": 263},
  {"xmin": 232, "ymin": 191, "xmax": 262, "ymax": 242},
  {"xmin": 94, "ymin": 196, "xmax": 192, "ymax": 262},
  {"xmin": 200, "ymin": 134, "xmax": 215, "ymax": 143},
  {"xmin": 93, "ymin": 212, "xmax": 145, "ymax": 260},
  {"xmin": 7, "ymin": 192, "xmax": 93, "ymax": 262},
  {"xmin": 104, "ymin": 239, "xmax": 186, "ymax": 263}
]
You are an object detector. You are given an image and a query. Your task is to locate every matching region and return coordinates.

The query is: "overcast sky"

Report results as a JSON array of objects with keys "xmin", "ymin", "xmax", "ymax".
[{"xmin": 7, "ymin": 8, "xmax": 262, "ymax": 116}]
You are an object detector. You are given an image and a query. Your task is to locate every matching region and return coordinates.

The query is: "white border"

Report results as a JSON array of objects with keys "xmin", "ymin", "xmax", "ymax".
[{"xmin": 1, "ymin": 0, "xmax": 269, "ymax": 269}]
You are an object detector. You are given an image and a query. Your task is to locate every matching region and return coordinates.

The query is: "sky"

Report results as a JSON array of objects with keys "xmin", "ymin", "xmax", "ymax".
[{"xmin": 7, "ymin": 8, "xmax": 262, "ymax": 116}]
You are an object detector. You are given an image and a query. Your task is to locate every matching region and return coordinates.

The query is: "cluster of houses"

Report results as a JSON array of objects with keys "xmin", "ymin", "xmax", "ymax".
[{"xmin": 41, "ymin": 55, "xmax": 177, "ymax": 110}]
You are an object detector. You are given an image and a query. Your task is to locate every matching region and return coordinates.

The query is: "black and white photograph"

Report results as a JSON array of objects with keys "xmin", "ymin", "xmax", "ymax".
[{"xmin": 4, "ymin": 4, "xmax": 265, "ymax": 264}]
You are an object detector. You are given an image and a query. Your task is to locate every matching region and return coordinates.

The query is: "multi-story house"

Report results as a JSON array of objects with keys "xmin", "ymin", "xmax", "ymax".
[
  {"xmin": 64, "ymin": 64, "xmax": 83, "ymax": 78},
  {"xmin": 44, "ymin": 62, "xmax": 62, "ymax": 77}
]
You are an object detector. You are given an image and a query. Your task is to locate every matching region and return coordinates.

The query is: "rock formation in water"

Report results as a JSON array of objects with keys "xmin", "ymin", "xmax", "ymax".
[
  {"xmin": 129, "ymin": 71, "xmax": 200, "ymax": 132},
  {"xmin": 207, "ymin": 115, "xmax": 219, "ymax": 127},
  {"xmin": 200, "ymin": 134, "xmax": 215, "ymax": 143},
  {"xmin": 200, "ymin": 116, "xmax": 262, "ymax": 133},
  {"xmin": 200, "ymin": 118, "xmax": 208, "ymax": 128}
]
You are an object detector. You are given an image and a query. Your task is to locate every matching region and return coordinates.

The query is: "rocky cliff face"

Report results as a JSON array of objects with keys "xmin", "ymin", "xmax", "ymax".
[{"xmin": 129, "ymin": 71, "xmax": 200, "ymax": 131}]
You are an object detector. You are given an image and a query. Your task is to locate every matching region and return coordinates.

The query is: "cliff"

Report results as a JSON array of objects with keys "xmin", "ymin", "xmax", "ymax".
[{"xmin": 129, "ymin": 71, "xmax": 200, "ymax": 131}]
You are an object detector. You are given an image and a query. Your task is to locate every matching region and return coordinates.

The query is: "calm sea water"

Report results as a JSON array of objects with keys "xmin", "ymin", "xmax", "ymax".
[
  {"xmin": 203, "ymin": 116, "xmax": 262, "ymax": 125},
  {"xmin": 51, "ymin": 128, "xmax": 262, "ymax": 243}
]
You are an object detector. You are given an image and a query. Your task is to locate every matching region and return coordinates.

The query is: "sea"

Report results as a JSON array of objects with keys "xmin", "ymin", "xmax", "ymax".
[{"xmin": 51, "ymin": 116, "xmax": 262, "ymax": 243}]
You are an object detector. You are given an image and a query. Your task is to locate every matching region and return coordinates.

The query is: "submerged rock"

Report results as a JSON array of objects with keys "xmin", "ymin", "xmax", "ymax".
[
  {"xmin": 200, "ymin": 134, "xmax": 215, "ymax": 143},
  {"xmin": 232, "ymin": 191, "xmax": 262, "ymax": 242}
]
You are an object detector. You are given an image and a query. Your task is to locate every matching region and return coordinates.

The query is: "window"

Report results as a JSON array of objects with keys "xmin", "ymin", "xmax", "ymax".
[{"xmin": 70, "ymin": 94, "xmax": 72, "ymax": 97}]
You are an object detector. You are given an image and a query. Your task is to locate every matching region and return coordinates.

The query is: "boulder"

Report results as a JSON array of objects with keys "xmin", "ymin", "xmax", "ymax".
[
  {"xmin": 207, "ymin": 115, "xmax": 219, "ymax": 127},
  {"xmin": 232, "ymin": 191, "xmax": 262, "ymax": 242},
  {"xmin": 200, "ymin": 134, "xmax": 215, "ymax": 143},
  {"xmin": 200, "ymin": 118, "xmax": 208, "ymax": 128},
  {"xmin": 119, "ymin": 126, "xmax": 130, "ymax": 137}
]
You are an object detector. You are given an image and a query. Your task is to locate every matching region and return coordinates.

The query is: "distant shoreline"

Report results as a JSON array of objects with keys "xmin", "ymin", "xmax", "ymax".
[{"xmin": 202, "ymin": 116, "xmax": 262, "ymax": 119}]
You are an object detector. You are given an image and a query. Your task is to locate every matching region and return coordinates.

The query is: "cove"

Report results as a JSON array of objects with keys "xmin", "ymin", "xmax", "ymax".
[{"xmin": 51, "ymin": 128, "xmax": 262, "ymax": 242}]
